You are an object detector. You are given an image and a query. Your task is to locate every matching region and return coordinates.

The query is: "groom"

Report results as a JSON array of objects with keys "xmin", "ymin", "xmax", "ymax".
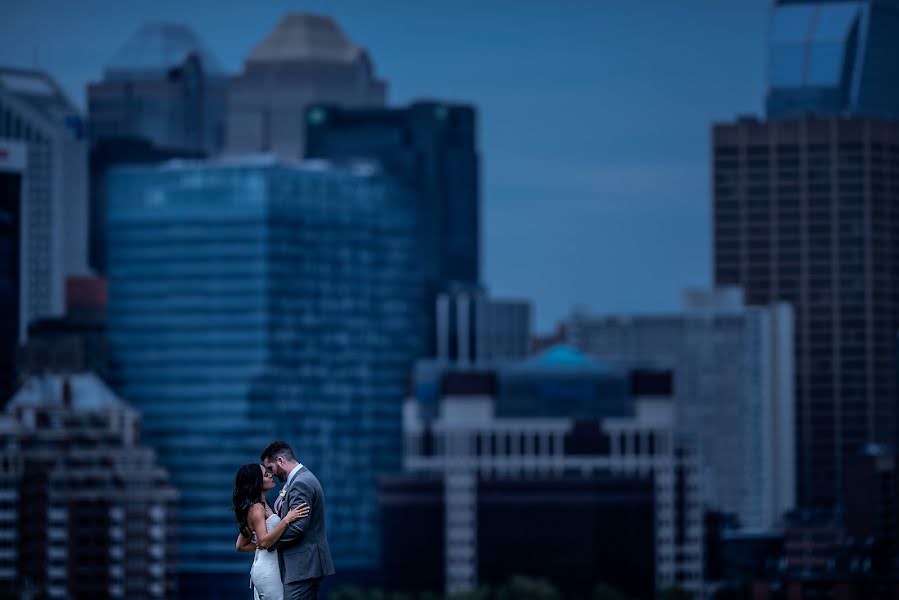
[{"xmin": 261, "ymin": 441, "xmax": 335, "ymax": 599}]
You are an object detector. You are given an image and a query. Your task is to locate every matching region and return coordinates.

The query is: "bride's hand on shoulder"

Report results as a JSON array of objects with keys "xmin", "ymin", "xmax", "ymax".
[{"xmin": 287, "ymin": 503, "xmax": 310, "ymax": 523}]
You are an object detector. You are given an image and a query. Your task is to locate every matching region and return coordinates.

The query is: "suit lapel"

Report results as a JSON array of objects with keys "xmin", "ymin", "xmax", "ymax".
[
  {"xmin": 279, "ymin": 467, "xmax": 306, "ymax": 518},
  {"xmin": 277, "ymin": 485, "xmax": 288, "ymax": 518}
]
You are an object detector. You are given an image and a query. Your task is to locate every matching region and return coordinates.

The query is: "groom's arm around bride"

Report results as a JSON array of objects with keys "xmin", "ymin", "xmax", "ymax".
[{"xmin": 268, "ymin": 475, "xmax": 314, "ymax": 552}]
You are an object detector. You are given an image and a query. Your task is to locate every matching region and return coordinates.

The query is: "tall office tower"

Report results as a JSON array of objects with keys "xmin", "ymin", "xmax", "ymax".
[
  {"xmin": 87, "ymin": 23, "xmax": 227, "ymax": 153},
  {"xmin": 0, "ymin": 140, "xmax": 25, "ymax": 403},
  {"xmin": 567, "ymin": 287, "xmax": 795, "ymax": 531},
  {"xmin": 226, "ymin": 13, "xmax": 386, "ymax": 159},
  {"xmin": 306, "ymin": 102, "xmax": 479, "ymax": 286},
  {"xmin": 106, "ymin": 157, "xmax": 424, "ymax": 595},
  {"xmin": 713, "ymin": 117, "xmax": 899, "ymax": 508},
  {"xmin": 306, "ymin": 102, "xmax": 480, "ymax": 354},
  {"xmin": 0, "ymin": 68, "xmax": 89, "ymax": 343},
  {"xmin": 0, "ymin": 373, "xmax": 179, "ymax": 599},
  {"xmin": 87, "ymin": 23, "xmax": 224, "ymax": 274},
  {"xmin": 713, "ymin": 0, "xmax": 899, "ymax": 509},
  {"xmin": 767, "ymin": 0, "xmax": 899, "ymax": 120},
  {"xmin": 435, "ymin": 286, "xmax": 532, "ymax": 364}
]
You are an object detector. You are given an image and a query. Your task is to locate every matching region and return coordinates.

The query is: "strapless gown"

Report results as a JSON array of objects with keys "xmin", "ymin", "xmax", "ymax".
[{"xmin": 250, "ymin": 513, "xmax": 283, "ymax": 600}]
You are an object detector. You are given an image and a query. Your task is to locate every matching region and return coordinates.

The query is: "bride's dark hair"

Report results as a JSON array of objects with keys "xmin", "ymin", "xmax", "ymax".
[{"xmin": 233, "ymin": 463, "xmax": 264, "ymax": 539}]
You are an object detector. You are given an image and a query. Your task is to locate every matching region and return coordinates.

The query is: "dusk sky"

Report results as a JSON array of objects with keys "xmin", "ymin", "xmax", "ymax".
[{"xmin": 0, "ymin": 0, "xmax": 770, "ymax": 331}]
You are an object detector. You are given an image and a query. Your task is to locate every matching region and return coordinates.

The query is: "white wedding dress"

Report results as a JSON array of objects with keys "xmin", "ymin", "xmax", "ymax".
[{"xmin": 251, "ymin": 513, "xmax": 283, "ymax": 600}]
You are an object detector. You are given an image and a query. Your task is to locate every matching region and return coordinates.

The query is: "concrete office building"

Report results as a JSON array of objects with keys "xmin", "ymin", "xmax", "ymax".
[
  {"xmin": 435, "ymin": 286, "xmax": 532, "ymax": 365},
  {"xmin": 0, "ymin": 373, "xmax": 178, "ymax": 599},
  {"xmin": 402, "ymin": 351, "xmax": 705, "ymax": 596},
  {"xmin": 567, "ymin": 287, "xmax": 795, "ymax": 531},
  {"xmin": 226, "ymin": 13, "xmax": 386, "ymax": 159},
  {"xmin": 0, "ymin": 68, "xmax": 89, "ymax": 344}
]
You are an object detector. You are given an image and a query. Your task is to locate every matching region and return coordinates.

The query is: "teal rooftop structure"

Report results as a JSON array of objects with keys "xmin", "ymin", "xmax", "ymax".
[{"xmin": 498, "ymin": 345, "xmax": 632, "ymax": 419}]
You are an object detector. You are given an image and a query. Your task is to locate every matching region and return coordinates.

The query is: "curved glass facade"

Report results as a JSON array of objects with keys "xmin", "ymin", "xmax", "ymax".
[{"xmin": 767, "ymin": 0, "xmax": 899, "ymax": 119}]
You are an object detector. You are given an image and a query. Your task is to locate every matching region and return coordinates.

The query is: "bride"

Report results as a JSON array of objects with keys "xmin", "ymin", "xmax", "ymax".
[{"xmin": 233, "ymin": 463, "xmax": 310, "ymax": 600}]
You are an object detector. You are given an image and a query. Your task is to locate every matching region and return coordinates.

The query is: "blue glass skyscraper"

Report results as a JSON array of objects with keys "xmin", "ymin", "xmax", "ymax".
[
  {"xmin": 768, "ymin": 0, "xmax": 899, "ymax": 119},
  {"xmin": 106, "ymin": 157, "xmax": 424, "ymax": 596}
]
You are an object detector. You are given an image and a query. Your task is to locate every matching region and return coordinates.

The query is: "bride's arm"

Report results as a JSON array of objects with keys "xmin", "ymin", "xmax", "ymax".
[
  {"xmin": 236, "ymin": 532, "xmax": 256, "ymax": 553},
  {"xmin": 247, "ymin": 503, "xmax": 309, "ymax": 550}
]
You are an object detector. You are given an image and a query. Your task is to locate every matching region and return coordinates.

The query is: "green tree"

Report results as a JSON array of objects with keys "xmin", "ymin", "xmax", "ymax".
[
  {"xmin": 448, "ymin": 586, "xmax": 493, "ymax": 600},
  {"xmin": 328, "ymin": 586, "xmax": 373, "ymax": 600},
  {"xmin": 592, "ymin": 582, "xmax": 631, "ymax": 600},
  {"xmin": 496, "ymin": 576, "xmax": 562, "ymax": 600},
  {"xmin": 657, "ymin": 584, "xmax": 693, "ymax": 600},
  {"xmin": 712, "ymin": 582, "xmax": 750, "ymax": 600}
]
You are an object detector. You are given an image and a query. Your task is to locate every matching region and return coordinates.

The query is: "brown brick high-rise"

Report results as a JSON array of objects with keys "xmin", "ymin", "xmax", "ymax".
[{"xmin": 712, "ymin": 117, "xmax": 899, "ymax": 508}]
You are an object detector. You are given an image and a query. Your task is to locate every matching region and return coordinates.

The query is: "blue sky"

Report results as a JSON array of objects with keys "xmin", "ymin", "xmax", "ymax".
[{"xmin": 0, "ymin": 0, "xmax": 770, "ymax": 331}]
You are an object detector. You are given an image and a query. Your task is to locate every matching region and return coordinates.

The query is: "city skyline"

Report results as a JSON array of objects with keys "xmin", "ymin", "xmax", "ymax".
[
  {"xmin": 0, "ymin": 0, "xmax": 770, "ymax": 331},
  {"xmin": 3, "ymin": 1, "xmax": 899, "ymax": 597}
]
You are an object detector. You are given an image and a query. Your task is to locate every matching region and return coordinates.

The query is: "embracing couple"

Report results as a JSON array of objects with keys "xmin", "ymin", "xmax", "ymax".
[{"xmin": 233, "ymin": 441, "xmax": 335, "ymax": 600}]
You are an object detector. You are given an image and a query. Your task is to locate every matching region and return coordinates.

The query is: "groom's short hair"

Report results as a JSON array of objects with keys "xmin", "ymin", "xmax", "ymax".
[{"xmin": 261, "ymin": 440, "xmax": 296, "ymax": 463}]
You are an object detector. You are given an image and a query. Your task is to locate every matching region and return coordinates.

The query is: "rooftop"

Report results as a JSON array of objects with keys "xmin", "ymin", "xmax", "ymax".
[
  {"xmin": 0, "ymin": 66, "xmax": 80, "ymax": 127},
  {"xmin": 246, "ymin": 13, "xmax": 365, "ymax": 66},
  {"xmin": 114, "ymin": 153, "xmax": 384, "ymax": 177},
  {"xmin": 8, "ymin": 373, "xmax": 130, "ymax": 413},
  {"xmin": 512, "ymin": 344, "xmax": 612, "ymax": 374},
  {"xmin": 105, "ymin": 22, "xmax": 225, "ymax": 79}
]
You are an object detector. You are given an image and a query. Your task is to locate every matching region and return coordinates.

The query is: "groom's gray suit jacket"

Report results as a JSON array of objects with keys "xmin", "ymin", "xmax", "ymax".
[{"xmin": 269, "ymin": 466, "xmax": 335, "ymax": 584}]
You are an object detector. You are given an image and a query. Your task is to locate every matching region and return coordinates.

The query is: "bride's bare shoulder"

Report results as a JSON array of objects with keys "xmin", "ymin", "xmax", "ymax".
[{"xmin": 247, "ymin": 502, "xmax": 267, "ymax": 521}]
